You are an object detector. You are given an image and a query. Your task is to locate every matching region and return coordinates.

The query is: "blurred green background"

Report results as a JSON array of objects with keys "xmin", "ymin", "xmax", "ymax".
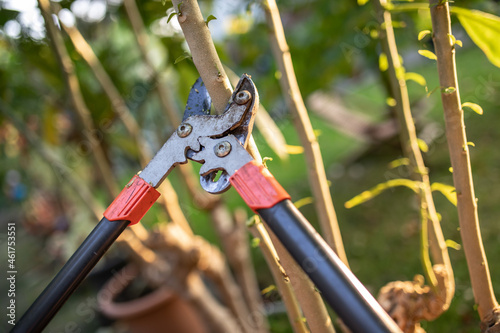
[{"xmin": 1, "ymin": 0, "xmax": 500, "ymax": 332}]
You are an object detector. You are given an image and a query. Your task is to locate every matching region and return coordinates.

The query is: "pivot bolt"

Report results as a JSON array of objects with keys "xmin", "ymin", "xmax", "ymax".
[
  {"xmin": 177, "ymin": 123, "xmax": 192, "ymax": 138},
  {"xmin": 214, "ymin": 141, "xmax": 232, "ymax": 157},
  {"xmin": 234, "ymin": 90, "xmax": 251, "ymax": 105}
]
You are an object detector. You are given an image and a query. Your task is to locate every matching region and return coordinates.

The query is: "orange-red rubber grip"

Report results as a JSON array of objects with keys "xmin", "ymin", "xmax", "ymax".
[
  {"xmin": 104, "ymin": 175, "xmax": 160, "ymax": 225},
  {"xmin": 229, "ymin": 160, "xmax": 290, "ymax": 212}
]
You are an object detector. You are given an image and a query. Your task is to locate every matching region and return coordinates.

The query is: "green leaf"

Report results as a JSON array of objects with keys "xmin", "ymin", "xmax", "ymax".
[
  {"xmin": 418, "ymin": 30, "xmax": 431, "ymax": 41},
  {"xmin": 357, "ymin": 0, "xmax": 369, "ymax": 5},
  {"xmin": 262, "ymin": 156, "xmax": 273, "ymax": 168},
  {"xmin": 388, "ymin": 157, "xmax": 410, "ymax": 169},
  {"xmin": 462, "ymin": 102, "xmax": 484, "ymax": 115},
  {"xmin": 446, "ymin": 239, "xmax": 462, "ymax": 250},
  {"xmin": 405, "ymin": 72, "xmax": 426, "ymax": 86},
  {"xmin": 386, "ymin": 97, "xmax": 396, "ymax": 107},
  {"xmin": 431, "ymin": 182, "xmax": 457, "ymax": 206},
  {"xmin": 379, "ymin": 53, "xmax": 388, "ymax": 72},
  {"xmin": 451, "ymin": 7, "xmax": 500, "ymax": 68},
  {"xmin": 426, "ymin": 86, "xmax": 439, "ymax": 97},
  {"xmin": 345, "ymin": 179, "xmax": 421, "ymax": 209},
  {"xmin": 467, "ymin": 142, "xmax": 475, "ymax": 147},
  {"xmin": 286, "ymin": 145, "xmax": 304, "ymax": 154},
  {"xmin": 418, "ymin": 50, "xmax": 437, "ymax": 60},
  {"xmin": 442, "ymin": 87, "xmax": 456, "ymax": 94},
  {"xmin": 167, "ymin": 11, "xmax": 178, "ymax": 24},
  {"xmin": 251, "ymin": 237, "xmax": 260, "ymax": 248},
  {"xmin": 174, "ymin": 53, "xmax": 192, "ymax": 64},
  {"xmin": 417, "ymin": 138, "xmax": 428, "ymax": 152},
  {"xmin": 205, "ymin": 14, "xmax": 217, "ymax": 26},
  {"xmin": 261, "ymin": 285, "xmax": 276, "ymax": 295},
  {"xmin": 294, "ymin": 197, "xmax": 314, "ymax": 209}
]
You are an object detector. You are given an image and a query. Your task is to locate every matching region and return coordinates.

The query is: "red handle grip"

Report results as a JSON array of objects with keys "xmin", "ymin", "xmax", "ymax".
[
  {"xmin": 229, "ymin": 160, "xmax": 290, "ymax": 212},
  {"xmin": 104, "ymin": 175, "xmax": 160, "ymax": 225}
]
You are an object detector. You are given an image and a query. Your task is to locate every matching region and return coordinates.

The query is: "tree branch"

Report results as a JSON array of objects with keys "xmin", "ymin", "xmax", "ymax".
[
  {"xmin": 262, "ymin": 0, "xmax": 348, "ymax": 266},
  {"xmin": 429, "ymin": 0, "xmax": 500, "ymax": 329},
  {"xmin": 372, "ymin": 1, "xmax": 455, "ymax": 330}
]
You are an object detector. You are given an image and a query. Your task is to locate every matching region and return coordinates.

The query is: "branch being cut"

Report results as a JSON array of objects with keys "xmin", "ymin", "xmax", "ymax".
[
  {"xmin": 262, "ymin": 0, "xmax": 348, "ymax": 266},
  {"xmin": 123, "ymin": 0, "xmax": 218, "ymax": 208},
  {"xmin": 429, "ymin": 0, "xmax": 500, "ymax": 330}
]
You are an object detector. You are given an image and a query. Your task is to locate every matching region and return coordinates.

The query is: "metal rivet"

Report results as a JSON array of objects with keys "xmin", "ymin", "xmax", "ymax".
[
  {"xmin": 177, "ymin": 123, "xmax": 192, "ymax": 138},
  {"xmin": 214, "ymin": 141, "xmax": 231, "ymax": 157},
  {"xmin": 234, "ymin": 90, "xmax": 251, "ymax": 105}
]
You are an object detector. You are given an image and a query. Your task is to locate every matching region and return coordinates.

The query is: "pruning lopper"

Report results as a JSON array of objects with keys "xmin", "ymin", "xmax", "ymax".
[{"xmin": 13, "ymin": 75, "xmax": 402, "ymax": 333}]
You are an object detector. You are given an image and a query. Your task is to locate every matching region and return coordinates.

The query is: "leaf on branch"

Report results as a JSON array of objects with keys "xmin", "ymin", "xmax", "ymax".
[
  {"xmin": 357, "ymin": 0, "xmax": 369, "ymax": 6},
  {"xmin": 205, "ymin": 14, "xmax": 217, "ymax": 26},
  {"xmin": 386, "ymin": 97, "xmax": 397, "ymax": 107},
  {"xmin": 452, "ymin": 7, "xmax": 500, "ymax": 68},
  {"xmin": 262, "ymin": 156, "xmax": 273, "ymax": 168},
  {"xmin": 167, "ymin": 11, "xmax": 178, "ymax": 24},
  {"xmin": 344, "ymin": 179, "xmax": 421, "ymax": 209},
  {"xmin": 447, "ymin": 33, "xmax": 463, "ymax": 47},
  {"xmin": 405, "ymin": 72, "xmax": 427, "ymax": 86},
  {"xmin": 388, "ymin": 157, "xmax": 410, "ymax": 169},
  {"xmin": 467, "ymin": 141, "xmax": 475, "ymax": 147},
  {"xmin": 261, "ymin": 285, "xmax": 277, "ymax": 295},
  {"xmin": 251, "ymin": 237, "xmax": 260, "ymax": 248},
  {"xmin": 442, "ymin": 86, "xmax": 456, "ymax": 94},
  {"xmin": 431, "ymin": 182, "xmax": 457, "ymax": 206},
  {"xmin": 379, "ymin": 53, "xmax": 388, "ymax": 72},
  {"xmin": 294, "ymin": 197, "xmax": 314, "ymax": 209},
  {"xmin": 445, "ymin": 239, "xmax": 462, "ymax": 250},
  {"xmin": 462, "ymin": 102, "xmax": 484, "ymax": 115},
  {"xmin": 174, "ymin": 53, "xmax": 192, "ymax": 64},
  {"xmin": 418, "ymin": 29, "xmax": 431, "ymax": 41},
  {"xmin": 417, "ymin": 138, "xmax": 428, "ymax": 152},
  {"xmin": 418, "ymin": 49, "xmax": 437, "ymax": 60},
  {"xmin": 285, "ymin": 145, "xmax": 304, "ymax": 154}
]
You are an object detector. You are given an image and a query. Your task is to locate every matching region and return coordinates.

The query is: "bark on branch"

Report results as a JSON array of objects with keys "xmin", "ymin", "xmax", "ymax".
[
  {"xmin": 262, "ymin": 0, "xmax": 348, "ymax": 266},
  {"xmin": 429, "ymin": 0, "xmax": 500, "ymax": 330}
]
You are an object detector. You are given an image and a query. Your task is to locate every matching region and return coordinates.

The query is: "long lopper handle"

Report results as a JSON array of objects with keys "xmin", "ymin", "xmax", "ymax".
[
  {"xmin": 229, "ymin": 161, "xmax": 402, "ymax": 333},
  {"xmin": 13, "ymin": 175, "xmax": 159, "ymax": 333},
  {"xmin": 12, "ymin": 217, "xmax": 129, "ymax": 333}
]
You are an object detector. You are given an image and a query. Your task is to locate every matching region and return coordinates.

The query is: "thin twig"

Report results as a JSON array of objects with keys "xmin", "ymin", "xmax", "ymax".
[
  {"xmin": 429, "ymin": 0, "xmax": 500, "ymax": 329},
  {"xmin": 373, "ymin": 0, "xmax": 454, "ymax": 328},
  {"xmin": 262, "ymin": 0, "xmax": 348, "ymax": 266}
]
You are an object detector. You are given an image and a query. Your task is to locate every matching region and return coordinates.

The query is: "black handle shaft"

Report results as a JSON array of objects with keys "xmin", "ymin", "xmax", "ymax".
[
  {"xmin": 257, "ymin": 200, "xmax": 401, "ymax": 333},
  {"xmin": 12, "ymin": 217, "xmax": 129, "ymax": 333}
]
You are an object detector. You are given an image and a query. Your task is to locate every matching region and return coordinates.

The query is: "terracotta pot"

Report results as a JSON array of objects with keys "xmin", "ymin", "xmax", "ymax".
[{"xmin": 98, "ymin": 264, "xmax": 207, "ymax": 333}]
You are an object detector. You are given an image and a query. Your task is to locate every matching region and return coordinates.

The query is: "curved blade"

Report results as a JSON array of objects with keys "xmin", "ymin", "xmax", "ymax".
[{"xmin": 183, "ymin": 77, "xmax": 211, "ymax": 121}]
